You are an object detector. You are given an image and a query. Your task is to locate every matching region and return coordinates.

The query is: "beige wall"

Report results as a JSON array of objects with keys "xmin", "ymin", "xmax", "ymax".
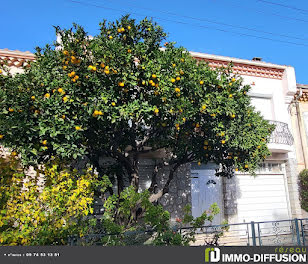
[{"xmin": 290, "ymin": 100, "xmax": 308, "ymax": 217}]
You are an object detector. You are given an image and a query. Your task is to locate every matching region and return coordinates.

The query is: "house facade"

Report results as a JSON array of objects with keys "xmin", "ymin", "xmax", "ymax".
[
  {"xmin": 189, "ymin": 52, "xmax": 301, "ymax": 225},
  {"xmin": 0, "ymin": 48, "xmax": 303, "ymax": 225}
]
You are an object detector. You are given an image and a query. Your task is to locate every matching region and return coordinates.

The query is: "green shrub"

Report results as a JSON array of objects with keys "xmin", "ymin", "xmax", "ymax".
[{"xmin": 299, "ymin": 169, "xmax": 308, "ymax": 212}]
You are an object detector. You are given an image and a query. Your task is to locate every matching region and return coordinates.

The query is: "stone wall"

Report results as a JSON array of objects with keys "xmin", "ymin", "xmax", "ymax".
[{"xmin": 285, "ymin": 157, "xmax": 304, "ymax": 218}]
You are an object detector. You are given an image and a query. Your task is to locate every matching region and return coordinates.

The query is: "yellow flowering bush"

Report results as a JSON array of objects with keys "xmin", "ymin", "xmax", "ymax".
[{"xmin": 0, "ymin": 158, "xmax": 108, "ymax": 245}]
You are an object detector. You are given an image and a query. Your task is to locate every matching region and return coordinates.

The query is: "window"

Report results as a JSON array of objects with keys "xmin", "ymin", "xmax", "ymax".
[{"xmin": 250, "ymin": 97, "xmax": 274, "ymax": 120}]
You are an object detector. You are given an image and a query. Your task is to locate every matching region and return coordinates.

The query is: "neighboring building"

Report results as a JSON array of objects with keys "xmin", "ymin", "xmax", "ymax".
[
  {"xmin": 0, "ymin": 48, "xmax": 34, "ymax": 74},
  {"xmin": 0, "ymin": 48, "xmax": 302, "ymax": 225},
  {"xmin": 290, "ymin": 84, "xmax": 308, "ymax": 218}
]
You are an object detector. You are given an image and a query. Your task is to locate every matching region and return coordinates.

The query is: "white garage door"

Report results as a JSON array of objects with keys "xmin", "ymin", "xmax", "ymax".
[{"xmin": 236, "ymin": 165, "xmax": 291, "ymax": 223}]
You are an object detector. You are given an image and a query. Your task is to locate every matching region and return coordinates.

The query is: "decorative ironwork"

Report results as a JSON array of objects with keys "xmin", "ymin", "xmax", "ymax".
[
  {"xmin": 178, "ymin": 218, "xmax": 308, "ymax": 246},
  {"xmin": 268, "ymin": 120, "xmax": 294, "ymax": 145}
]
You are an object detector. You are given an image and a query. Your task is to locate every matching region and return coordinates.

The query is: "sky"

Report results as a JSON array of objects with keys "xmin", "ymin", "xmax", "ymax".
[{"xmin": 1, "ymin": 0, "xmax": 308, "ymax": 83}]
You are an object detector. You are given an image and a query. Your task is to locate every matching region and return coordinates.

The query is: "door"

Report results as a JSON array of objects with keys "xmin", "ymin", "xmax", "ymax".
[{"xmin": 191, "ymin": 164, "xmax": 223, "ymax": 225}]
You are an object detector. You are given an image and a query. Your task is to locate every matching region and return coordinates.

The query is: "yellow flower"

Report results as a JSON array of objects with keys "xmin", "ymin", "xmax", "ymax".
[
  {"xmin": 75, "ymin": 126, "xmax": 81, "ymax": 131},
  {"xmin": 118, "ymin": 82, "xmax": 125, "ymax": 87},
  {"xmin": 176, "ymin": 76, "xmax": 180, "ymax": 81},
  {"xmin": 44, "ymin": 93, "xmax": 50, "ymax": 98},
  {"xmin": 42, "ymin": 140, "xmax": 47, "ymax": 145},
  {"xmin": 200, "ymin": 80, "xmax": 204, "ymax": 85},
  {"xmin": 69, "ymin": 71, "xmax": 76, "ymax": 77},
  {"xmin": 111, "ymin": 102, "xmax": 116, "ymax": 106},
  {"xmin": 0, "ymin": 135, "xmax": 3, "ymax": 139},
  {"xmin": 31, "ymin": 96, "xmax": 35, "ymax": 100},
  {"xmin": 175, "ymin": 87, "xmax": 180, "ymax": 93},
  {"xmin": 171, "ymin": 78, "xmax": 176, "ymax": 83}
]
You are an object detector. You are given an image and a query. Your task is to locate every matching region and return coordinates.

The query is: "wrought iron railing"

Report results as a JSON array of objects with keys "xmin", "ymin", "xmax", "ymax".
[
  {"xmin": 268, "ymin": 120, "xmax": 294, "ymax": 146},
  {"xmin": 179, "ymin": 218, "xmax": 308, "ymax": 246}
]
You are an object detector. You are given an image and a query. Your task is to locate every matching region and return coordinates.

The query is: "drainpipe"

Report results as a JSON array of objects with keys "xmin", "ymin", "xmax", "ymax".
[{"xmin": 294, "ymin": 87, "xmax": 308, "ymax": 169}]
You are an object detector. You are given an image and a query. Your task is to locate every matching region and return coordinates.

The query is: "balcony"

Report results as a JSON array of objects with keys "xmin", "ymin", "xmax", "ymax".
[{"xmin": 267, "ymin": 120, "xmax": 294, "ymax": 153}]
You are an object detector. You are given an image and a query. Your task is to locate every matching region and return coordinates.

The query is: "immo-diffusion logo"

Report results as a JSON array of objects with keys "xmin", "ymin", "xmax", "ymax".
[
  {"xmin": 205, "ymin": 247, "xmax": 307, "ymax": 263},
  {"xmin": 205, "ymin": 248, "xmax": 220, "ymax": 263}
]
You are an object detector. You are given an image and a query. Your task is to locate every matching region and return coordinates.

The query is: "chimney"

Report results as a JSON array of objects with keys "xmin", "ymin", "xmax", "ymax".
[{"xmin": 252, "ymin": 57, "xmax": 262, "ymax": 61}]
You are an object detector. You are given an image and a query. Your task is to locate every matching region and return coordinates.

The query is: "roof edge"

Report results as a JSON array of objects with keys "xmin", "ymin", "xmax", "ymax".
[{"xmin": 189, "ymin": 51, "xmax": 288, "ymax": 70}]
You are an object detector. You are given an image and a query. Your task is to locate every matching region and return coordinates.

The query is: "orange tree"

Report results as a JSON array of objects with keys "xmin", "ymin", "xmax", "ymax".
[{"xmin": 0, "ymin": 15, "xmax": 274, "ymax": 202}]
